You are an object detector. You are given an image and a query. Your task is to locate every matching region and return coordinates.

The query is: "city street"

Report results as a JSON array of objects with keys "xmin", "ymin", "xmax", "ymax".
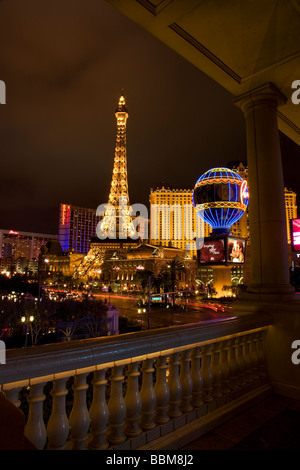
[{"xmin": 94, "ymin": 293, "xmax": 235, "ymax": 330}]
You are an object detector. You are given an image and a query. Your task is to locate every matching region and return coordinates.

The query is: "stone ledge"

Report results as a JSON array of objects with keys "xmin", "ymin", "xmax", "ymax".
[
  {"xmin": 137, "ymin": 384, "xmax": 272, "ymax": 450},
  {"xmin": 108, "ymin": 379, "xmax": 271, "ymax": 450}
]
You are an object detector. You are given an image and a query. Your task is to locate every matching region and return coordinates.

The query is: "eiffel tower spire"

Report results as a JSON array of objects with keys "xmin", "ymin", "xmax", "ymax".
[{"xmin": 99, "ymin": 90, "xmax": 134, "ymax": 238}]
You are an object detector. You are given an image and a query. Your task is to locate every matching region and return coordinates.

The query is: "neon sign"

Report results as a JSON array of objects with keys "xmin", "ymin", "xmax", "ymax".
[
  {"xmin": 292, "ymin": 219, "xmax": 300, "ymax": 252},
  {"xmin": 61, "ymin": 204, "xmax": 71, "ymax": 226},
  {"xmin": 240, "ymin": 180, "xmax": 249, "ymax": 206}
]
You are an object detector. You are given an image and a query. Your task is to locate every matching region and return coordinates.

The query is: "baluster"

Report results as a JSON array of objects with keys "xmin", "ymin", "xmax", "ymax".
[
  {"xmin": 190, "ymin": 346, "xmax": 203, "ymax": 407},
  {"xmin": 180, "ymin": 349, "xmax": 193, "ymax": 412},
  {"xmin": 249, "ymin": 333, "xmax": 260, "ymax": 379},
  {"xmin": 201, "ymin": 345, "xmax": 213, "ymax": 402},
  {"xmin": 154, "ymin": 355, "xmax": 170, "ymax": 424},
  {"xmin": 69, "ymin": 372, "xmax": 90, "ymax": 450},
  {"xmin": 242, "ymin": 335, "xmax": 253, "ymax": 383},
  {"xmin": 4, "ymin": 386, "xmax": 23, "ymax": 408},
  {"xmin": 47, "ymin": 376, "xmax": 70, "ymax": 450},
  {"xmin": 228, "ymin": 338, "xmax": 239, "ymax": 390},
  {"xmin": 124, "ymin": 361, "xmax": 142, "ymax": 437},
  {"xmin": 235, "ymin": 336, "xmax": 247, "ymax": 387},
  {"xmin": 107, "ymin": 365, "xmax": 126, "ymax": 445},
  {"xmin": 211, "ymin": 343, "xmax": 222, "ymax": 399},
  {"xmin": 88, "ymin": 368, "xmax": 109, "ymax": 449},
  {"xmin": 167, "ymin": 352, "xmax": 182, "ymax": 418},
  {"xmin": 140, "ymin": 358, "xmax": 156, "ymax": 430},
  {"xmin": 25, "ymin": 381, "xmax": 47, "ymax": 450},
  {"xmin": 219, "ymin": 340, "xmax": 231, "ymax": 395},
  {"xmin": 257, "ymin": 330, "xmax": 267, "ymax": 376}
]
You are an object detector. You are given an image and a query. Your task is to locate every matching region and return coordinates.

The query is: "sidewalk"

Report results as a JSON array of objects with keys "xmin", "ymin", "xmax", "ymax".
[{"xmin": 181, "ymin": 394, "xmax": 300, "ymax": 450}]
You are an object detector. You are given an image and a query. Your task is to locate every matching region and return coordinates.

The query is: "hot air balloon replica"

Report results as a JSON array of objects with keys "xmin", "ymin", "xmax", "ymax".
[{"xmin": 192, "ymin": 167, "xmax": 249, "ymax": 296}]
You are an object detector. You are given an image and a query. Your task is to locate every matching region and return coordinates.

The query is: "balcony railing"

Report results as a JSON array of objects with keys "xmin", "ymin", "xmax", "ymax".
[{"xmin": 0, "ymin": 312, "xmax": 272, "ymax": 450}]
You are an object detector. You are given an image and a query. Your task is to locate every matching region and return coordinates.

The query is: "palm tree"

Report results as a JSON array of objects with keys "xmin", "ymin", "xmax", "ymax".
[
  {"xmin": 161, "ymin": 257, "xmax": 186, "ymax": 307},
  {"xmin": 135, "ymin": 267, "xmax": 153, "ymax": 304}
]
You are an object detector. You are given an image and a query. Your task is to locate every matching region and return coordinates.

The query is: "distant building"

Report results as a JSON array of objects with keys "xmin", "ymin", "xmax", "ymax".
[
  {"xmin": 39, "ymin": 239, "xmax": 85, "ymax": 278},
  {"xmin": 73, "ymin": 237, "xmax": 140, "ymax": 279},
  {"xmin": 0, "ymin": 229, "xmax": 57, "ymax": 260},
  {"xmin": 231, "ymin": 162, "xmax": 250, "ymax": 240},
  {"xmin": 0, "ymin": 229, "xmax": 57, "ymax": 275},
  {"xmin": 39, "ymin": 239, "xmax": 70, "ymax": 276},
  {"xmin": 284, "ymin": 188, "xmax": 298, "ymax": 244},
  {"xmin": 149, "ymin": 168, "xmax": 251, "ymax": 259},
  {"xmin": 231, "ymin": 164, "xmax": 298, "ymax": 245},
  {"xmin": 57, "ymin": 204, "xmax": 148, "ymax": 258},
  {"xmin": 149, "ymin": 186, "xmax": 210, "ymax": 258},
  {"xmin": 149, "ymin": 177, "xmax": 251, "ymax": 288},
  {"xmin": 99, "ymin": 243, "xmax": 196, "ymax": 292},
  {"xmin": 149, "ymin": 165, "xmax": 249, "ymax": 288},
  {"xmin": 58, "ymin": 203, "xmax": 100, "ymax": 255}
]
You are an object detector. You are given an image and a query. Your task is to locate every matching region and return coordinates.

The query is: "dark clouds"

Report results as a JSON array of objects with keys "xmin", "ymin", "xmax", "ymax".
[{"xmin": 0, "ymin": 0, "xmax": 298, "ymax": 234}]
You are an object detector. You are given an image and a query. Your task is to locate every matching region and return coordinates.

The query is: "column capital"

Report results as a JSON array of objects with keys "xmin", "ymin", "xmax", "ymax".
[{"xmin": 233, "ymin": 82, "xmax": 287, "ymax": 114}]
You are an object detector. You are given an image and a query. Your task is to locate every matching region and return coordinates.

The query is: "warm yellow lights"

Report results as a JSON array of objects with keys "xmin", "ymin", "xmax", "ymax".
[
  {"xmin": 21, "ymin": 316, "xmax": 34, "ymax": 323},
  {"xmin": 99, "ymin": 91, "xmax": 134, "ymax": 239}
]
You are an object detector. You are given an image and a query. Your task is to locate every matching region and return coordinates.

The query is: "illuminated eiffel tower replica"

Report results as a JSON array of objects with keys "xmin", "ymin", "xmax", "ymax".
[
  {"xmin": 74, "ymin": 91, "xmax": 138, "ymax": 279},
  {"xmin": 98, "ymin": 91, "xmax": 135, "ymax": 239}
]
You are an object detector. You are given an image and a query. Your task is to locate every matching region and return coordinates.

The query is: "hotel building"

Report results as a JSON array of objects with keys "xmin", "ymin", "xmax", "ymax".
[
  {"xmin": 149, "ymin": 163, "xmax": 297, "ymax": 287},
  {"xmin": 149, "ymin": 164, "xmax": 250, "ymax": 257},
  {"xmin": 149, "ymin": 163, "xmax": 296, "ymax": 255},
  {"xmin": 284, "ymin": 187, "xmax": 298, "ymax": 244},
  {"xmin": 149, "ymin": 187, "xmax": 210, "ymax": 258},
  {"xmin": 0, "ymin": 229, "xmax": 57, "ymax": 275},
  {"xmin": 231, "ymin": 162, "xmax": 250, "ymax": 239},
  {"xmin": 0, "ymin": 229, "xmax": 57, "ymax": 260},
  {"xmin": 58, "ymin": 203, "xmax": 100, "ymax": 255}
]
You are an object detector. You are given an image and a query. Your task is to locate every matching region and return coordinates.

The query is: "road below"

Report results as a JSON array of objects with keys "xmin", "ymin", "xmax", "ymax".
[{"xmin": 94, "ymin": 293, "xmax": 235, "ymax": 330}]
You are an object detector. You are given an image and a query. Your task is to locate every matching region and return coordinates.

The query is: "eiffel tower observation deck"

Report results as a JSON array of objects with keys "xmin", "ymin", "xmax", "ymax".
[{"xmin": 98, "ymin": 90, "xmax": 135, "ymax": 240}]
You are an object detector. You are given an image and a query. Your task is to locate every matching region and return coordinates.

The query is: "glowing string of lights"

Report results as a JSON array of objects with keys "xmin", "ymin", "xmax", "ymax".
[{"xmin": 193, "ymin": 167, "xmax": 249, "ymax": 231}]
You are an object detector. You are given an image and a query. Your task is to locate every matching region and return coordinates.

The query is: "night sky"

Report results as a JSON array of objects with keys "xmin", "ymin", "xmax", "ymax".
[{"xmin": 0, "ymin": 0, "xmax": 299, "ymax": 235}]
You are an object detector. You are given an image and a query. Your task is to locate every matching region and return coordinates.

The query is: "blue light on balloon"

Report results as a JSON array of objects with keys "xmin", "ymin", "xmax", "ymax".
[{"xmin": 192, "ymin": 167, "xmax": 249, "ymax": 234}]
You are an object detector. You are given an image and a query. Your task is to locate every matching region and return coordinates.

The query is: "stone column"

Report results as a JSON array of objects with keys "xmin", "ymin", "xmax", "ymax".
[
  {"xmin": 234, "ymin": 82, "xmax": 294, "ymax": 299},
  {"xmin": 234, "ymin": 83, "xmax": 300, "ymax": 399}
]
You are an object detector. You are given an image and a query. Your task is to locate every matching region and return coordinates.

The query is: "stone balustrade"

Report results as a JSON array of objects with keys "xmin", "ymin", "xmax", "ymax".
[{"xmin": 0, "ymin": 313, "xmax": 272, "ymax": 450}]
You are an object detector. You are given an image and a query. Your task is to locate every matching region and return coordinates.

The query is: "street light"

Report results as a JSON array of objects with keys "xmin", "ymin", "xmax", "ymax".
[
  {"xmin": 38, "ymin": 257, "xmax": 49, "ymax": 300},
  {"xmin": 136, "ymin": 265, "xmax": 151, "ymax": 329},
  {"xmin": 21, "ymin": 315, "xmax": 34, "ymax": 346}
]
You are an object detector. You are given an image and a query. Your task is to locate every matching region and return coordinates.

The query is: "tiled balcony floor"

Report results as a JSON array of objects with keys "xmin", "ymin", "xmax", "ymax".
[{"xmin": 181, "ymin": 394, "xmax": 300, "ymax": 450}]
